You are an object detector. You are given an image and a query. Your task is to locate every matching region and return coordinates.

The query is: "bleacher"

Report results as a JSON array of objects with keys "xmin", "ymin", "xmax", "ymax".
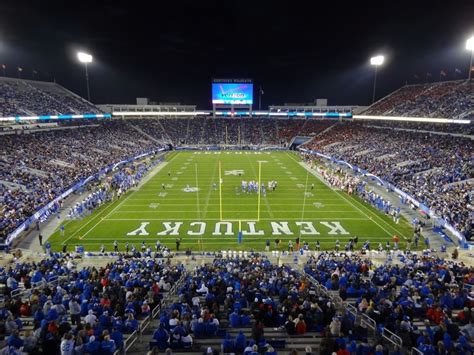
[
  {"xmin": 0, "ymin": 77, "xmax": 101, "ymax": 117},
  {"xmin": 130, "ymin": 256, "xmax": 398, "ymax": 355},
  {"xmin": 363, "ymin": 80, "xmax": 473, "ymax": 120}
]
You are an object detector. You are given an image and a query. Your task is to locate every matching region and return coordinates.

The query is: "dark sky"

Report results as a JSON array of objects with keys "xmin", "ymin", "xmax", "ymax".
[{"xmin": 0, "ymin": 0, "xmax": 473, "ymax": 108}]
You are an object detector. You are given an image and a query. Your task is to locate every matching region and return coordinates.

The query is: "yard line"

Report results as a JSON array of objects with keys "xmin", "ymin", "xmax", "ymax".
[
  {"xmin": 104, "ymin": 217, "xmax": 369, "ymax": 221},
  {"xmin": 194, "ymin": 163, "xmax": 201, "ymax": 220},
  {"xmin": 199, "ymin": 160, "xmax": 219, "ymax": 219}
]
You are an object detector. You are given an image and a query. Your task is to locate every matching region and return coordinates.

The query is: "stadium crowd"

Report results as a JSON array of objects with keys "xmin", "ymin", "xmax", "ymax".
[
  {"xmin": 0, "ymin": 253, "xmax": 183, "ymax": 354},
  {"xmin": 0, "ymin": 79, "xmax": 101, "ymax": 117},
  {"xmin": 305, "ymin": 123, "xmax": 473, "ymax": 240},
  {"xmin": 0, "ymin": 120, "xmax": 162, "ymax": 240},
  {"xmin": 364, "ymin": 80, "xmax": 473, "ymax": 120},
  {"xmin": 305, "ymin": 252, "xmax": 474, "ymax": 353},
  {"xmin": 150, "ymin": 257, "xmax": 394, "ymax": 354},
  {"xmin": 132, "ymin": 117, "xmax": 335, "ymax": 146}
]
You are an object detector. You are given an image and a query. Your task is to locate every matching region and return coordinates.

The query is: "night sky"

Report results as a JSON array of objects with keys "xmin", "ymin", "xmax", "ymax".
[{"xmin": 0, "ymin": 0, "xmax": 473, "ymax": 108}]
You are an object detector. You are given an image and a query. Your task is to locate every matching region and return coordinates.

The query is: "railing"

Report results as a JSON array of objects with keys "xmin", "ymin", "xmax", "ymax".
[
  {"xmin": 117, "ymin": 271, "xmax": 188, "ymax": 355},
  {"xmin": 382, "ymin": 327, "xmax": 403, "ymax": 350},
  {"xmin": 10, "ymin": 274, "xmax": 67, "ymax": 299},
  {"xmin": 411, "ymin": 346, "xmax": 424, "ymax": 355},
  {"xmin": 346, "ymin": 304, "xmax": 376, "ymax": 332},
  {"xmin": 303, "ymin": 272, "xmax": 344, "ymax": 310},
  {"xmin": 123, "ymin": 330, "xmax": 138, "ymax": 354},
  {"xmin": 303, "ymin": 270, "xmax": 403, "ymax": 351}
]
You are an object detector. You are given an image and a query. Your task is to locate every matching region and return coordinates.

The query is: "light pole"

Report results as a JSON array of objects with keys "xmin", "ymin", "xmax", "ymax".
[
  {"xmin": 370, "ymin": 55, "xmax": 385, "ymax": 103},
  {"xmin": 466, "ymin": 36, "xmax": 474, "ymax": 81},
  {"xmin": 77, "ymin": 52, "xmax": 93, "ymax": 102}
]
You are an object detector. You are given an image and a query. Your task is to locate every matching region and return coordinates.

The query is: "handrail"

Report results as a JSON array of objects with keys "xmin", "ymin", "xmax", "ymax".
[
  {"xmin": 382, "ymin": 327, "xmax": 403, "ymax": 350},
  {"xmin": 11, "ymin": 273, "xmax": 72, "ymax": 298},
  {"xmin": 411, "ymin": 347, "xmax": 424, "ymax": 355},
  {"xmin": 140, "ymin": 315, "xmax": 151, "ymax": 337},
  {"xmin": 123, "ymin": 330, "xmax": 138, "ymax": 354},
  {"xmin": 304, "ymin": 269, "xmax": 404, "ymax": 350},
  {"xmin": 122, "ymin": 270, "xmax": 188, "ymax": 354},
  {"xmin": 346, "ymin": 304, "xmax": 376, "ymax": 332},
  {"xmin": 151, "ymin": 303, "xmax": 161, "ymax": 319}
]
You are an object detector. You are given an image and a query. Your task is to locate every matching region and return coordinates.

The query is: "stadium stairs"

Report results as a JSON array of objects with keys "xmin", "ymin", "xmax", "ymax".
[
  {"xmin": 128, "ymin": 260, "xmax": 389, "ymax": 355},
  {"xmin": 126, "ymin": 120, "xmax": 163, "ymax": 145}
]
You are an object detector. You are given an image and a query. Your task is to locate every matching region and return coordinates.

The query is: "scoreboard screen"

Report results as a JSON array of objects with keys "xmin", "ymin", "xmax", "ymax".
[{"xmin": 212, "ymin": 80, "xmax": 253, "ymax": 105}]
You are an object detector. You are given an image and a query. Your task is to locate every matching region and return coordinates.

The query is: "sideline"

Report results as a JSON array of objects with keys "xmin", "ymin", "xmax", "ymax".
[{"xmin": 60, "ymin": 152, "xmax": 178, "ymax": 244}]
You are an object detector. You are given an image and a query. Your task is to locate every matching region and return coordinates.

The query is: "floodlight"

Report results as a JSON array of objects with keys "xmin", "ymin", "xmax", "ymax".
[
  {"xmin": 77, "ymin": 52, "xmax": 93, "ymax": 101},
  {"xmin": 370, "ymin": 55, "xmax": 385, "ymax": 66},
  {"xmin": 77, "ymin": 52, "xmax": 93, "ymax": 63},
  {"xmin": 466, "ymin": 36, "xmax": 474, "ymax": 51}
]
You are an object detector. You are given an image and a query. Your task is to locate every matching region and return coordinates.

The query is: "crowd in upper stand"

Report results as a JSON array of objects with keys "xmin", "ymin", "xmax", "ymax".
[
  {"xmin": 0, "ymin": 253, "xmax": 183, "ymax": 354},
  {"xmin": 0, "ymin": 120, "xmax": 161, "ymax": 240},
  {"xmin": 364, "ymin": 80, "xmax": 473, "ymax": 120},
  {"xmin": 305, "ymin": 252, "xmax": 474, "ymax": 354},
  {"xmin": 132, "ymin": 117, "xmax": 335, "ymax": 146},
  {"xmin": 0, "ymin": 79, "xmax": 101, "ymax": 117},
  {"xmin": 151, "ymin": 257, "xmax": 395, "ymax": 355},
  {"xmin": 305, "ymin": 123, "xmax": 473, "ymax": 240}
]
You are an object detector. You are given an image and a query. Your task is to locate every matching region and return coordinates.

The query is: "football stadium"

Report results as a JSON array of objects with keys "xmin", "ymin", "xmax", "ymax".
[{"xmin": 0, "ymin": 2, "xmax": 473, "ymax": 355}]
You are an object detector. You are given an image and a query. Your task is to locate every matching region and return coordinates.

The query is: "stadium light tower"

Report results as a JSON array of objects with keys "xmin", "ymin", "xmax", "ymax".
[
  {"xmin": 466, "ymin": 36, "xmax": 474, "ymax": 80},
  {"xmin": 77, "ymin": 52, "xmax": 93, "ymax": 102},
  {"xmin": 370, "ymin": 55, "xmax": 385, "ymax": 103}
]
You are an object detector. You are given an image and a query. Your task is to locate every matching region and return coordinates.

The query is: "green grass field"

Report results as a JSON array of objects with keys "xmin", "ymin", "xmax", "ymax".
[{"xmin": 48, "ymin": 151, "xmax": 413, "ymax": 252}]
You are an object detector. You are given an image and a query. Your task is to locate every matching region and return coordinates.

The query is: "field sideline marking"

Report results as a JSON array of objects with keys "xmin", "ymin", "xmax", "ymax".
[
  {"xmin": 60, "ymin": 199, "xmax": 121, "ymax": 245},
  {"xmin": 291, "ymin": 152, "xmax": 409, "ymax": 238},
  {"xmin": 343, "ymin": 193, "xmax": 410, "ymax": 239},
  {"xmin": 289, "ymin": 151, "xmax": 410, "ymax": 238},
  {"xmin": 62, "ymin": 152, "xmax": 179, "ymax": 243},
  {"xmin": 298, "ymin": 160, "xmax": 403, "ymax": 238},
  {"xmin": 81, "ymin": 191, "xmax": 139, "ymax": 239}
]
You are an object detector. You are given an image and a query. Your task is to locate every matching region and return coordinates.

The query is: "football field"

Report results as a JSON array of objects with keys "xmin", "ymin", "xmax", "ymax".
[{"xmin": 48, "ymin": 151, "xmax": 413, "ymax": 252}]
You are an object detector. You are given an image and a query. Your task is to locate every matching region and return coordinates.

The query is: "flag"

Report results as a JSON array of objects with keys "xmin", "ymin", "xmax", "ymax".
[
  {"xmin": 440, "ymin": 70, "xmax": 446, "ymax": 77},
  {"xmin": 426, "ymin": 72, "xmax": 432, "ymax": 77},
  {"xmin": 1, "ymin": 64, "xmax": 5, "ymax": 69},
  {"xmin": 455, "ymin": 68, "xmax": 462, "ymax": 74},
  {"xmin": 17, "ymin": 67, "xmax": 23, "ymax": 72},
  {"xmin": 414, "ymin": 74, "xmax": 419, "ymax": 79},
  {"xmin": 260, "ymin": 86, "xmax": 264, "ymax": 95},
  {"xmin": 32, "ymin": 70, "xmax": 38, "ymax": 74}
]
